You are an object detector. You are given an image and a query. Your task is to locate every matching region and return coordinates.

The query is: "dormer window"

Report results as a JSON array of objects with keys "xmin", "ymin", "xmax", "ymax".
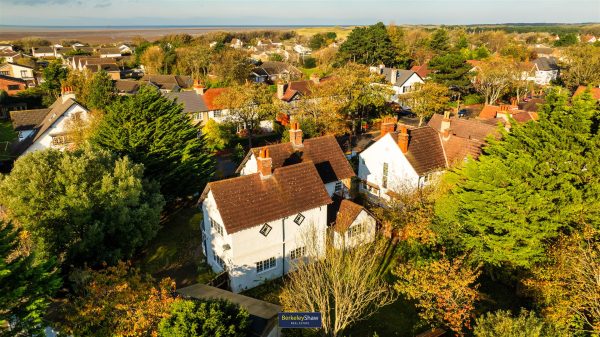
[
  {"xmin": 294, "ymin": 213, "xmax": 305, "ymax": 226},
  {"xmin": 260, "ymin": 224, "xmax": 272, "ymax": 237}
]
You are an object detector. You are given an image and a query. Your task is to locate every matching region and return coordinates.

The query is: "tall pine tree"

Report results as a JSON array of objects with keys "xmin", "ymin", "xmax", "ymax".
[
  {"xmin": 0, "ymin": 222, "xmax": 61, "ymax": 337},
  {"xmin": 92, "ymin": 85, "xmax": 214, "ymax": 202},
  {"xmin": 436, "ymin": 88, "xmax": 600, "ymax": 271}
]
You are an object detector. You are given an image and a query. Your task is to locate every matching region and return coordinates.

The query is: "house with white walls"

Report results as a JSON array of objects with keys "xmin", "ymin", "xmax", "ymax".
[
  {"xmin": 200, "ymin": 124, "xmax": 373, "ymax": 292},
  {"xmin": 200, "ymin": 159, "xmax": 332, "ymax": 293},
  {"xmin": 358, "ymin": 114, "xmax": 497, "ymax": 202},
  {"xmin": 330, "ymin": 199, "xmax": 377, "ymax": 249},
  {"xmin": 370, "ymin": 65, "xmax": 424, "ymax": 102},
  {"xmin": 237, "ymin": 122, "xmax": 356, "ymax": 198},
  {"xmin": 9, "ymin": 87, "xmax": 89, "ymax": 156},
  {"xmin": 529, "ymin": 57, "xmax": 559, "ymax": 85},
  {"xmin": 0, "ymin": 62, "xmax": 35, "ymax": 86}
]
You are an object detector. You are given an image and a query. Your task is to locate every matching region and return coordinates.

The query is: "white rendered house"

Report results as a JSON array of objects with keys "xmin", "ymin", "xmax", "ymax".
[
  {"xmin": 200, "ymin": 159, "xmax": 332, "ymax": 293},
  {"xmin": 9, "ymin": 87, "xmax": 89, "ymax": 156},
  {"xmin": 358, "ymin": 114, "xmax": 497, "ymax": 203},
  {"xmin": 330, "ymin": 199, "xmax": 377, "ymax": 249}
]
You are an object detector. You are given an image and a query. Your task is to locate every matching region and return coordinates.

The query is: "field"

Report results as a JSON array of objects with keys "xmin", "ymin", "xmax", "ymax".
[{"xmin": 295, "ymin": 26, "xmax": 356, "ymax": 39}]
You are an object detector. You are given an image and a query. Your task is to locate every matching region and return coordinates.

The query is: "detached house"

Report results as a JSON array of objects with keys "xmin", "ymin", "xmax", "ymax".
[
  {"xmin": 9, "ymin": 87, "xmax": 89, "ymax": 155},
  {"xmin": 370, "ymin": 65, "xmax": 424, "ymax": 102},
  {"xmin": 358, "ymin": 114, "xmax": 497, "ymax": 202},
  {"xmin": 201, "ymin": 125, "xmax": 371, "ymax": 292},
  {"xmin": 529, "ymin": 57, "xmax": 559, "ymax": 85},
  {"xmin": 141, "ymin": 74, "xmax": 192, "ymax": 93},
  {"xmin": 0, "ymin": 62, "xmax": 35, "ymax": 86},
  {"xmin": 31, "ymin": 46, "xmax": 56, "ymax": 58},
  {"xmin": 98, "ymin": 47, "xmax": 122, "ymax": 58}
]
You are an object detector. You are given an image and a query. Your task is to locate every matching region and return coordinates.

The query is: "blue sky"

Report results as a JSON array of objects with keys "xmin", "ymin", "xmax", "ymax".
[{"xmin": 0, "ymin": 0, "xmax": 598, "ymax": 26}]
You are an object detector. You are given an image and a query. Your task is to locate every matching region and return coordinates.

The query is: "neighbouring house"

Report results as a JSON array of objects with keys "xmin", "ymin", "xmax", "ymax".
[
  {"xmin": 200, "ymin": 159, "xmax": 333, "ymax": 293},
  {"xmin": 532, "ymin": 46, "xmax": 554, "ymax": 58},
  {"xmin": 114, "ymin": 79, "xmax": 141, "ymax": 95},
  {"xmin": 238, "ymin": 123, "xmax": 355, "ymax": 197},
  {"xmin": 529, "ymin": 57, "xmax": 559, "ymax": 85},
  {"xmin": 581, "ymin": 35, "xmax": 598, "ymax": 43},
  {"xmin": 0, "ymin": 62, "xmax": 35, "ymax": 87},
  {"xmin": 0, "ymin": 75, "xmax": 28, "ymax": 95},
  {"xmin": 9, "ymin": 87, "xmax": 89, "ymax": 156},
  {"xmin": 573, "ymin": 85, "xmax": 600, "ymax": 101},
  {"xmin": 275, "ymin": 74, "xmax": 332, "ymax": 105},
  {"xmin": 200, "ymin": 87, "xmax": 231, "ymax": 123},
  {"xmin": 370, "ymin": 65, "xmax": 424, "ymax": 101},
  {"xmin": 410, "ymin": 64, "xmax": 431, "ymax": 79},
  {"xmin": 0, "ymin": 50, "xmax": 21, "ymax": 63},
  {"xmin": 358, "ymin": 113, "xmax": 497, "ymax": 202},
  {"xmin": 293, "ymin": 44, "xmax": 312, "ymax": 56},
  {"xmin": 141, "ymin": 74, "xmax": 192, "ymax": 93},
  {"xmin": 478, "ymin": 104, "xmax": 538, "ymax": 123},
  {"xmin": 97, "ymin": 47, "xmax": 122, "ymax": 58},
  {"xmin": 164, "ymin": 88, "xmax": 209, "ymax": 126},
  {"xmin": 31, "ymin": 46, "xmax": 56, "ymax": 58},
  {"xmin": 253, "ymin": 61, "xmax": 302, "ymax": 83},
  {"xmin": 69, "ymin": 57, "xmax": 118, "ymax": 71},
  {"xmin": 329, "ymin": 198, "xmax": 377, "ymax": 249},
  {"xmin": 177, "ymin": 283, "xmax": 281, "ymax": 337},
  {"xmin": 229, "ymin": 38, "xmax": 244, "ymax": 49},
  {"xmin": 118, "ymin": 44, "xmax": 133, "ymax": 54},
  {"xmin": 84, "ymin": 63, "xmax": 121, "ymax": 80}
]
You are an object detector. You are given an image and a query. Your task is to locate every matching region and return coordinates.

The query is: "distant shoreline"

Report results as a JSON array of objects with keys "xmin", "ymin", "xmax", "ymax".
[{"xmin": 0, "ymin": 26, "xmax": 318, "ymax": 44}]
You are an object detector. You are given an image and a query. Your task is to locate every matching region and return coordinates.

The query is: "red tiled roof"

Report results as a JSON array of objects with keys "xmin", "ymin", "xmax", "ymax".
[
  {"xmin": 333, "ymin": 199, "xmax": 365, "ymax": 233},
  {"xmin": 428, "ymin": 114, "xmax": 498, "ymax": 141},
  {"xmin": 574, "ymin": 86, "xmax": 600, "ymax": 100},
  {"xmin": 512, "ymin": 111, "xmax": 538, "ymax": 123},
  {"xmin": 202, "ymin": 88, "xmax": 229, "ymax": 110},
  {"xmin": 390, "ymin": 127, "xmax": 447, "ymax": 176},
  {"xmin": 410, "ymin": 64, "xmax": 431, "ymax": 78},
  {"xmin": 478, "ymin": 105, "xmax": 501, "ymax": 119},
  {"xmin": 206, "ymin": 161, "xmax": 332, "ymax": 234},
  {"xmin": 247, "ymin": 135, "xmax": 355, "ymax": 183}
]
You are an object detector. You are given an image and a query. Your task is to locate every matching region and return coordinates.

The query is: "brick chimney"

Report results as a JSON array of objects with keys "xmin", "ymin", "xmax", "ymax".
[
  {"xmin": 193, "ymin": 79, "xmax": 205, "ymax": 95},
  {"xmin": 380, "ymin": 116, "xmax": 396, "ymax": 136},
  {"xmin": 440, "ymin": 111, "xmax": 451, "ymax": 138},
  {"xmin": 61, "ymin": 86, "xmax": 76, "ymax": 103},
  {"xmin": 398, "ymin": 125, "xmax": 409, "ymax": 154},
  {"xmin": 390, "ymin": 68, "xmax": 398, "ymax": 84},
  {"xmin": 276, "ymin": 81, "xmax": 286, "ymax": 100},
  {"xmin": 289, "ymin": 121, "xmax": 303, "ymax": 148},
  {"xmin": 257, "ymin": 148, "xmax": 272, "ymax": 178}
]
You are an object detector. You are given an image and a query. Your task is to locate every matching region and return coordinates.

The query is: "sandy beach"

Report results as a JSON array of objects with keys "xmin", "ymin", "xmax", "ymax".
[{"xmin": 0, "ymin": 26, "xmax": 298, "ymax": 44}]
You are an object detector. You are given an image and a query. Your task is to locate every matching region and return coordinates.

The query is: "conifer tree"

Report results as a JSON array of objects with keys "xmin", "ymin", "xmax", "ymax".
[
  {"xmin": 92, "ymin": 85, "xmax": 214, "ymax": 201},
  {"xmin": 0, "ymin": 222, "xmax": 61, "ymax": 337},
  {"xmin": 436, "ymin": 88, "xmax": 600, "ymax": 270}
]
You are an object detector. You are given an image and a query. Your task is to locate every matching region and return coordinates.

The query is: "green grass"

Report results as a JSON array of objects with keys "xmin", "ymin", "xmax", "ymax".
[
  {"xmin": 241, "ymin": 277, "xmax": 285, "ymax": 305},
  {"xmin": 299, "ymin": 67, "xmax": 319, "ymax": 79},
  {"xmin": 345, "ymin": 297, "xmax": 424, "ymax": 337},
  {"xmin": 138, "ymin": 207, "xmax": 215, "ymax": 287},
  {"xmin": 0, "ymin": 120, "xmax": 17, "ymax": 160},
  {"xmin": 0, "ymin": 120, "xmax": 16, "ymax": 142}
]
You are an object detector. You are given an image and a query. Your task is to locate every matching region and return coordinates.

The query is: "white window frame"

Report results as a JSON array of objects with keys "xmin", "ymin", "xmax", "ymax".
[
  {"xmin": 210, "ymin": 217, "xmax": 224, "ymax": 236},
  {"xmin": 347, "ymin": 222, "xmax": 366, "ymax": 239},
  {"xmin": 256, "ymin": 257, "xmax": 276, "ymax": 274},
  {"xmin": 290, "ymin": 246, "xmax": 306, "ymax": 260},
  {"xmin": 335, "ymin": 181, "xmax": 343, "ymax": 193}
]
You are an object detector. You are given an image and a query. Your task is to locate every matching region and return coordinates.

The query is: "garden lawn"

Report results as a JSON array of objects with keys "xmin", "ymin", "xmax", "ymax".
[{"xmin": 137, "ymin": 207, "xmax": 214, "ymax": 287}]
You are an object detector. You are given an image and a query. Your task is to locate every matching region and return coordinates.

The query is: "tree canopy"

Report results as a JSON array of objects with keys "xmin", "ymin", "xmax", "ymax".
[
  {"xmin": 0, "ymin": 222, "xmax": 61, "ymax": 337},
  {"xmin": 92, "ymin": 85, "xmax": 214, "ymax": 201},
  {"xmin": 435, "ymin": 88, "xmax": 600, "ymax": 271},
  {"xmin": 158, "ymin": 299, "xmax": 251, "ymax": 337},
  {"xmin": 0, "ymin": 147, "xmax": 164, "ymax": 267},
  {"xmin": 428, "ymin": 52, "xmax": 473, "ymax": 93},
  {"xmin": 337, "ymin": 22, "xmax": 400, "ymax": 67}
]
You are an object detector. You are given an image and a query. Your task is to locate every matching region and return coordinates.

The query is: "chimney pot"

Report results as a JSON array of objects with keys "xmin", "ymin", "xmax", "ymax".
[
  {"xmin": 257, "ymin": 148, "xmax": 272, "ymax": 178},
  {"xmin": 398, "ymin": 126, "xmax": 409, "ymax": 153},
  {"xmin": 441, "ymin": 111, "xmax": 451, "ymax": 137},
  {"xmin": 289, "ymin": 122, "xmax": 303, "ymax": 148}
]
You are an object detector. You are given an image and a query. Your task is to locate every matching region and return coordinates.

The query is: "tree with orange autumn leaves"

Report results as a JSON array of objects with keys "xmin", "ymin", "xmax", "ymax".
[
  {"xmin": 58, "ymin": 261, "xmax": 178, "ymax": 337},
  {"xmin": 394, "ymin": 254, "xmax": 482, "ymax": 336}
]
